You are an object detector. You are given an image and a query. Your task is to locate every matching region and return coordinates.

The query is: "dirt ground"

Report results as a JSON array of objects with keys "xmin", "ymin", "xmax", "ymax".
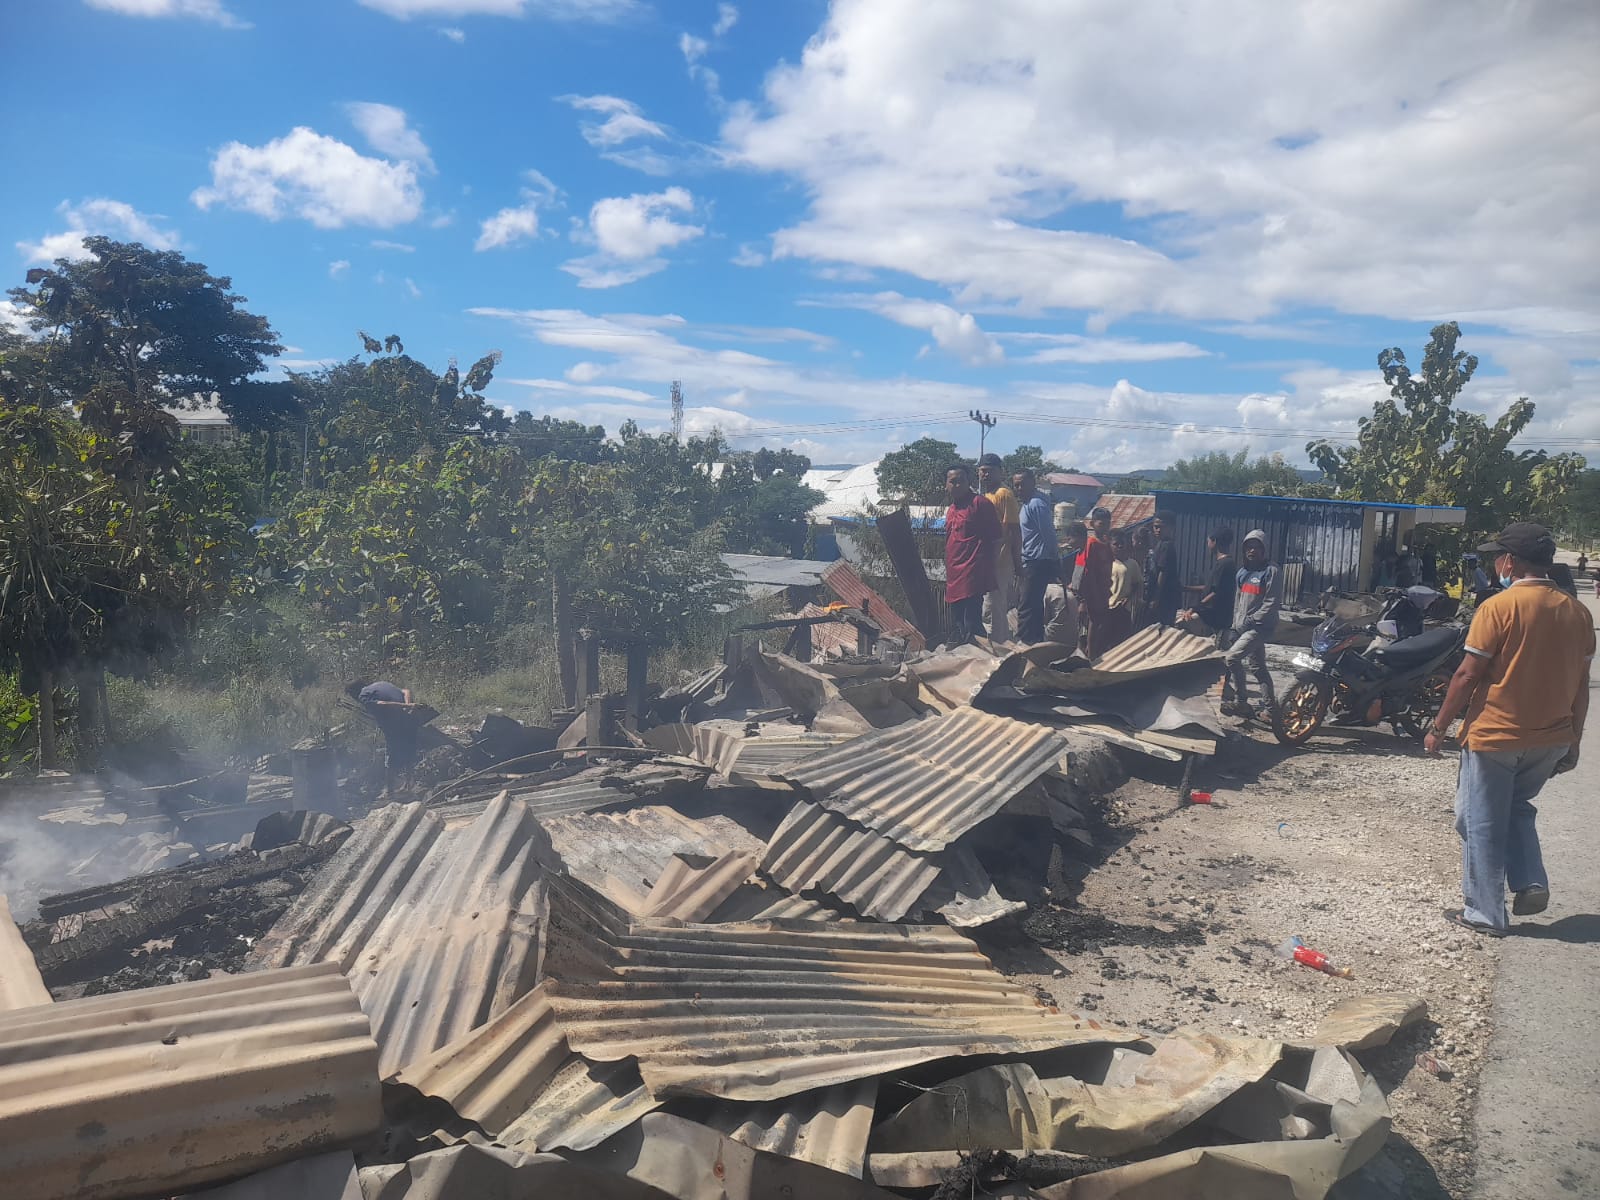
[{"xmin": 983, "ymin": 720, "xmax": 1491, "ymax": 1199}]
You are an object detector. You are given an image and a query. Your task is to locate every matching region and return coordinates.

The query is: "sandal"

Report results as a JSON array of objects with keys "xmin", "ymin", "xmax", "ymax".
[{"xmin": 1444, "ymin": 908, "xmax": 1505, "ymax": 938}]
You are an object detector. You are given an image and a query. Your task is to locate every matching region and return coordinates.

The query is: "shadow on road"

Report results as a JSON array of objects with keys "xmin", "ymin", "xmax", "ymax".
[{"xmin": 1509, "ymin": 913, "xmax": 1600, "ymax": 944}]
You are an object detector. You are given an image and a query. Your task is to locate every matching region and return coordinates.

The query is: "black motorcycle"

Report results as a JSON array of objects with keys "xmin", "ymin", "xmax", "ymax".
[{"xmin": 1274, "ymin": 587, "xmax": 1466, "ymax": 747}]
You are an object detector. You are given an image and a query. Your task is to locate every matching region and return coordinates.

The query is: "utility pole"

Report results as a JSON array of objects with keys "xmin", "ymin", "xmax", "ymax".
[
  {"xmin": 968, "ymin": 409, "xmax": 997, "ymax": 459},
  {"xmin": 670, "ymin": 380, "xmax": 684, "ymax": 443}
]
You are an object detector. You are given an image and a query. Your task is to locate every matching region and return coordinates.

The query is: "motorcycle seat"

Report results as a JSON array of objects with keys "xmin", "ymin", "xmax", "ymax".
[{"xmin": 1370, "ymin": 626, "xmax": 1459, "ymax": 667}]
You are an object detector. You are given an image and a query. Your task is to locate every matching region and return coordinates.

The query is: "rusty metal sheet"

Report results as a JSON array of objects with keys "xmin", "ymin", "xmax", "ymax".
[
  {"xmin": 777, "ymin": 708, "xmax": 1068, "ymax": 852},
  {"xmin": 391, "ymin": 981, "xmax": 659, "ymax": 1154},
  {"xmin": 760, "ymin": 800, "xmax": 941, "ymax": 921},
  {"xmin": 542, "ymin": 877, "xmax": 1131, "ymax": 1102},
  {"xmin": 173, "ymin": 1151, "xmax": 360, "ymax": 1200},
  {"xmin": 687, "ymin": 1079, "xmax": 878, "ymax": 1178},
  {"xmin": 1055, "ymin": 624, "xmax": 1221, "ymax": 690},
  {"xmin": 540, "ymin": 805, "xmax": 765, "ymax": 917},
  {"xmin": 432, "ymin": 761, "xmax": 710, "ymax": 824},
  {"xmin": 0, "ymin": 894, "xmax": 50, "ymax": 1011},
  {"xmin": 253, "ymin": 794, "xmax": 550, "ymax": 1077},
  {"xmin": 760, "ymin": 801, "xmax": 1022, "ymax": 928},
  {"xmin": 0, "ymin": 961, "xmax": 380, "ymax": 1200},
  {"xmin": 822, "ymin": 559, "xmax": 926, "ymax": 651},
  {"xmin": 641, "ymin": 851, "xmax": 761, "ymax": 921}
]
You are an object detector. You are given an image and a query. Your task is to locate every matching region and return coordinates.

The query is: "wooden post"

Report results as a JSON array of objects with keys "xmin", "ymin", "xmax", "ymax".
[
  {"xmin": 575, "ymin": 629, "xmax": 601, "ymax": 702},
  {"xmin": 553, "ymin": 577, "xmax": 577, "ymax": 707},
  {"xmin": 584, "ymin": 693, "xmax": 608, "ymax": 749},
  {"xmin": 623, "ymin": 643, "xmax": 649, "ymax": 731},
  {"xmin": 877, "ymin": 507, "xmax": 939, "ymax": 645}
]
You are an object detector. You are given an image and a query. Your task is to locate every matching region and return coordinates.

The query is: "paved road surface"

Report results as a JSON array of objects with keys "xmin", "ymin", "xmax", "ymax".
[{"xmin": 1473, "ymin": 589, "xmax": 1600, "ymax": 1200}]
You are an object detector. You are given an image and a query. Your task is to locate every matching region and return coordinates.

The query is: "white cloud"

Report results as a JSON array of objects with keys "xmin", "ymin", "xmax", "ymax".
[
  {"xmin": 561, "ymin": 94, "xmax": 666, "ymax": 149},
  {"xmin": 84, "ymin": 0, "xmax": 247, "ymax": 27},
  {"xmin": 357, "ymin": 0, "xmax": 639, "ymax": 19},
  {"xmin": 438, "ymin": 25, "xmax": 465, "ymax": 41},
  {"xmin": 503, "ymin": 377, "xmax": 656, "ymax": 403},
  {"xmin": 721, "ymin": 1, "xmax": 1600, "ymax": 340},
  {"xmin": 328, "ymin": 259, "xmax": 351, "ymax": 278},
  {"xmin": 712, "ymin": 3, "xmax": 738, "ymax": 37},
  {"xmin": 998, "ymin": 331, "xmax": 1213, "ymax": 364},
  {"xmin": 476, "ymin": 203, "xmax": 539, "ymax": 251},
  {"xmin": 818, "ymin": 292, "xmax": 1003, "ymax": 365},
  {"xmin": 561, "ymin": 187, "xmax": 704, "ymax": 288},
  {"xmin": 679, "ymin": 32, "xmax": 708, "ymax": 64},
  {"xmin": 565, "ymin": 361, "xmax": 602, "ymax": 382},
  {"xmin": 731, "ymin": 243, "xmax": 765, "ymax": 268},
  {"xmin": 371, "ymin": 238, "xmax": 416, "ymax": 252},
  {"xmin": 474, "ymin": 168, "xmax": 560, "ymax": 251},
  {"xmin": 345, "ymin": 102, "xmax": 434, "ymax": 172},
  {"xmin": 1, "ymin": 300, "xmax": 34, "ymax": 336},
  {"xmin": 192, "ymin": 127, "xmax": 424, "ymax": 228},
  {"xmin": 404, "ymin": 277, "xmax": 422, "ymax": 298},
  {"xmin": 17, "ymin": 198, "xmax": 181, "ymax": 265},
  {"xmin": 589, "ymin": 187, "xmax": 702, "ymax": 258}
]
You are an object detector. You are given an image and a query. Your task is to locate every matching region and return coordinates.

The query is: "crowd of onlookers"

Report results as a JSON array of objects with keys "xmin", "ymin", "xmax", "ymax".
[{"xmin": 942, "ymin": 457, "xmax": 1283, "ymax": 715}]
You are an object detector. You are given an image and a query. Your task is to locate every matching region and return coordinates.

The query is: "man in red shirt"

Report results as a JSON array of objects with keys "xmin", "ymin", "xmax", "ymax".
[{"xmin": 943, "ymin": 465, "xmax": 1002, "ymax": 643}]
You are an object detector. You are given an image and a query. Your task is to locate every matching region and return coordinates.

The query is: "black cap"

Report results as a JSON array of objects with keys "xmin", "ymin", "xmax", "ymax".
[
  {"xmin": 1477, "ymin": 522, "xmax": 1557, "ymax": 565},
  {"xmin": 977, "ymin": 452, "xmax": 1004, "ymax": 468}
]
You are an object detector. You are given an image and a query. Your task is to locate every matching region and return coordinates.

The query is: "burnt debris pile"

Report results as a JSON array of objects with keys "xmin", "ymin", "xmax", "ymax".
[{"xmin": 0, "ymin": 632, "xmax": 1412, "ymax": 1199}]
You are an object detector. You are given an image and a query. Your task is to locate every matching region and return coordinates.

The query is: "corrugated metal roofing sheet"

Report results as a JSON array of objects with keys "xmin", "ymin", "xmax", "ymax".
[
  {"xmin": 252, "ymin": 794, "xmax": 549, "ymax": 1077},
  {"xmin": 689, "ymin": 1079, "xmax": 877, "ymax": 1178},
  {"xmin": 1096, "ymin": 493, "xmax": 1156, "ymax": 530},
  {"xmin": 760, "ymin": 801, "xmax": 1022, "ymax": 928},
  {"xmin": 777, "ymin": 708, "xmax": 1068, "ymax": 852},
  {"xmin": 760, "ymin": 800, "xmax": 941, "ymax": 922},
  {"xmin": 0, "ymin": 895, "xmax": 50, "ymax": 1011},
  {"xmin": 432, "ymin": 761, "xmax": 709, "ymax": 824},
  {"xmin": 640, "ymin": 851, "xmax": 761, "ymax": 921},
  {"xmin": 542, "ymin": 877, "xmax": 1129, "ymax": 1102},
  {"xmin": 0, "ymin": 962, "xmax": 380, "ymax": 1200},
  {"xmin": 1073, "ymin": 624, "xmax": 1222, "ymax": 687},
  {"xmin": 822, "ymin": 560, "xmax": 926, "ymax": 651},
  {"xmin": 722, "ymin": 553, "xmax": 832, "ymax": 589}
]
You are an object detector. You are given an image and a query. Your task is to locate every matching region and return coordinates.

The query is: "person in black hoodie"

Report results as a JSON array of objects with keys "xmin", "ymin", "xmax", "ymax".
[{"xmin": 1184, "ymin": 526, "xmax": 1237, "ymax": 637}]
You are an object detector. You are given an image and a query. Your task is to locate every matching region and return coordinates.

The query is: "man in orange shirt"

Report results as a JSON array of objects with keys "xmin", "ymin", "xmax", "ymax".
[{"xmin": 1426, "ymin": 523, "xmax": 1593, "ymax": 935}]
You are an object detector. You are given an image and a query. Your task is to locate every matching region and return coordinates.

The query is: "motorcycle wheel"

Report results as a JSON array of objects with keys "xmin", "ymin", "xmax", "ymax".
[
  {"xmin": 1275, "ymin": 679, "xmax": 1330, "ymax": 746},
  {"xmin": 1396, "ymin": 670, "xmax": 1454, "ymax": 743}
]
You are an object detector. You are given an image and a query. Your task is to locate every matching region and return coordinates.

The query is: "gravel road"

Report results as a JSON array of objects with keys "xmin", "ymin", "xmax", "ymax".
[{"xmin": 984, "ymin": 712, "xmax": 1495, "ymax": 1197}]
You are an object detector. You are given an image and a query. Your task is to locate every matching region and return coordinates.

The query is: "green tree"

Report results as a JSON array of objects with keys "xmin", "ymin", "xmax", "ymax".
[
  {"xmin": 1166, "ymin": 449, "xmax": 1308, "ymax": 496},
  {"xmin": 1553, "ymin": 469, "xmax": 1600, "ymax": 550},
  {"xmin": 748, "ymin": 447, "xmax": 812, "ymax": 480},
  {"xmin": 6, "ymin": 237, "xmax": 284, "ymax": 434},
  {"xmin": 1001, "ymin": 444, "xmax": 1063, "ymax": 480},
  {"xmin": 877, "ymin": 436, "xmax": 962, "ymax": 505},
  {"xmin": 1308, "ymin": 322, "xmax": 1584, "ymax": 547}
]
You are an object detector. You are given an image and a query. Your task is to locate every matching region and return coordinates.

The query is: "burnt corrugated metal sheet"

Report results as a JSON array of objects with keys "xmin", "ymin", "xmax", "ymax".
[
  {"xmin": 640, "ymin": 851, "xmax": 761, "ymax": 921},
  {"xmin": 760, "ymin": 801, "xmax": 1021, "ymax": 928},
  {"xmin": 1154, "ymin": 489, "xmax": 1366, "ymax": 599},
  {"xmin": 1095, "ymin": 493, "xmax": 1156, "ymax": 531},
  {"xmin": 690, "ymin": 1079, "xmax": 877, "ymax": 1178},
  {"xmin": 432, "ymin": 761, "xmax": 709, "ymax": 824},
  {"xmin": 391, "ymin": 981, "xmax": 659, "ymax": 1155},
  {"xmin": 0, "ymin": 962, "xmax": 380, "ymax": 1200},
  {"xmin": 777, "ymin": 709, "xmax": 1068, "ymax": 852},
  {"xmin": 252, "ymin": 794, "xmax": 549, "ymax": 1077},
  {"xmin": 0, "ymin": 894, "xmax": 50, "ymax": 1011},
  {"xmin": 822, "ymin": 561, "xmax": 926, "ymax": 651},
  {"xmin": 540, "ymin": 805, "xmax": 767, "ymax": 917},
  {"xmin": 542, "ymin": 877, "xmax": 1129, "ymax": 1102},
  {"xmin": 760, "ymin": 800, "xmax": 941, "ymax": 921}
]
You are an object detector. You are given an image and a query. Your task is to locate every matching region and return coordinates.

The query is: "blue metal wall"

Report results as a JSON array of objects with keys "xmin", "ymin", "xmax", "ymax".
[{"xmin": 1152, "ymin": 491, "xmax": 1366, "ymax": 601}]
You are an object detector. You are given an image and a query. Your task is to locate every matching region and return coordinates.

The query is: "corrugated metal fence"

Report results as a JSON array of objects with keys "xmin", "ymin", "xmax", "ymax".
[{"xmin": 1154, "ymin": 492, "xmax": 1365, "ymax": 601}]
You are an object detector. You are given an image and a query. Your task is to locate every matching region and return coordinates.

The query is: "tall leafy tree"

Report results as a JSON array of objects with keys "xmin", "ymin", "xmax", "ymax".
[
  {"xmin": 6, "ymin": 237, "xmax": 284, "ymax": 433},
  {"xmin": 1001, "ymin": 444, "xmax": 1064, "ymax": 480},
  {"xmin": 877, "ymin": 436, "xmax": 962, "ymax": 505},
  {"xmin": 1308, "ymin": 322, "xmax": 1584, "ymax": 546}
]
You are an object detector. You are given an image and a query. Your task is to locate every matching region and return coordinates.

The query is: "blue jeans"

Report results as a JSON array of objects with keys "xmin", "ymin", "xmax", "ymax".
[{"xmin": 1455, "ymin": 745, "xmax": 1565, "ymax": 928}]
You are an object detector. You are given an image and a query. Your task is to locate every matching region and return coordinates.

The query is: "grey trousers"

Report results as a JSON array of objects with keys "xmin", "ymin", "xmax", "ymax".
[{"xmin": 1222, "ymin": 627, "xmax": 1275, "ymax": 707}]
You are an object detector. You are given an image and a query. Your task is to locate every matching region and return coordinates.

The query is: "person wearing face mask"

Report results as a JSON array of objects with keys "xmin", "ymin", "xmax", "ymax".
[{"xmin": 1425, "ymin": 523, "xmax": 1593, "ymax": 936}]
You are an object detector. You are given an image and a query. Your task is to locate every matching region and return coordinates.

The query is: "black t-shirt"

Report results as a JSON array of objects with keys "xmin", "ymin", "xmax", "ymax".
[
  {"xmin": 1150, "ymin": 539, "xmax": 1181, "ymax": 604},
  {"xmin": 1200, "ymin": 555, "xmax": 1237, "ymax": 631}
]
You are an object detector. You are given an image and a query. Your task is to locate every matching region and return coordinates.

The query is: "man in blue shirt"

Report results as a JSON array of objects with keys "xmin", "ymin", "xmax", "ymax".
[
  {"xmin": 1011, "ymin": 469, "xmax": 1061, "ymax": 643},
  {"xmin": 347, "ymin": 679, "xmax": 421, "ymax": 796}
]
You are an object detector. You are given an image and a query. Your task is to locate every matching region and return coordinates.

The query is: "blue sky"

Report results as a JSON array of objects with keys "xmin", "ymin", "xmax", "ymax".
[{"xmin": 4, "ymin": 0, "xmax": 1597, "ymax": 470}]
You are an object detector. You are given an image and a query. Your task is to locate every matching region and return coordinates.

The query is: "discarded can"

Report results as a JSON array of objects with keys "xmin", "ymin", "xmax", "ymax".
[
  {"xmin": 1188, "ymin": 791, "xmax": 1214, "ymax": 805},
  {"xmin": 1276, "ymin": 935, "xmax": 1355, "ymax": 979}
]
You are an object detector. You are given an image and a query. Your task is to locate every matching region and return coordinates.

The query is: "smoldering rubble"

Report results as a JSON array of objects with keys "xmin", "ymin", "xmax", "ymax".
[{"xmin": 0, "ymin": 628, "xmax": 1426, "ymax": 1200}]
